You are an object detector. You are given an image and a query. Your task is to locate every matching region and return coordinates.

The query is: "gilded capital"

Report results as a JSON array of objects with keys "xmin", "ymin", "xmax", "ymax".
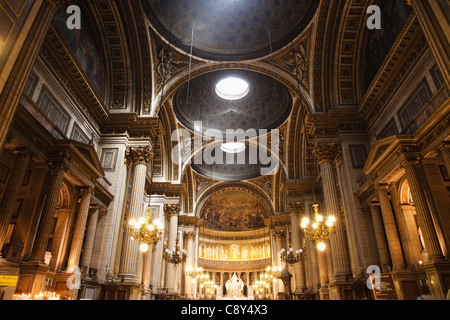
[
  {"xmin": 287, "ymin": 203, "xmax": 304, "ymax": 216},
  {"xmin": 273, "ymin": 230, "xmax": 286, "ymax": 240},
  {"xmin": 164, "ymin": 204, "xmax": 181, "ymax": 217},
  {"xmin": 125, "ymin": 146, "xmax": 153, "ymax": 166},
  {"xmin": 183, "ymin": 231, "xmax": 196, "ymax": 240},
  {"xmin": 313, "ymin": 144, "xmax": 341, "ymax": 163}
]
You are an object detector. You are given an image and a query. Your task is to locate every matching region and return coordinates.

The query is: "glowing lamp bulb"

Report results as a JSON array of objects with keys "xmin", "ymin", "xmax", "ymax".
[
  {"xmin": 317, "ymin": 242, "xmax": 326, "ymax": 251},
  {"xmin": 312, "ymin": 223, "xmax": 318, "ymax": 229},
  {"xmin": 129, "ymin": 219, "xmax": 136, "ymax": 226},
  {"xmin": 140, "ymin": 243, "xmax": 149, "ymax": 252},
  {"xmin": 316, "ymin": 215, "xmax": 323, "ymax": 222}
]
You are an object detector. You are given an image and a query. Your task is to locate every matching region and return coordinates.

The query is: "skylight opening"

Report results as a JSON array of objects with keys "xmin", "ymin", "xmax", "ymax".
[{"xmin": 215, "ymin": 77, "xmax": 249, "ymax": 101}]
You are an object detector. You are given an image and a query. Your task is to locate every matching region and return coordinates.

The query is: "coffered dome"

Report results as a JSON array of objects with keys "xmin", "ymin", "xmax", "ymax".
[{"xmin": 142, "ymin": 0, "xmax": 320, "ymax": 61}]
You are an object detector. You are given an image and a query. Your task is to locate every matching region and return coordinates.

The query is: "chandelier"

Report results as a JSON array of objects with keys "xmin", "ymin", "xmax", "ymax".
[
  {"xmin": 128, "ymin": 205, "xmax": 163, "ymax": 252},
  {"xmin": 280, "ymin": 244, "xmax": 303, "ymax": 265},
  {"xmin": 202, "ymin": 280, "xmax": 217, "ymax": 295},
  {"xmin": 300, "ymin": 204, "xmax": 335, "ymax": 251},
  {"xmin": 186, "ymin": 266, "xmax": 209, "ymax": 282},
  {"xmin": 253, "ymin": 280, "xmax": 269, "ymax": 295},
  {"xmin": 163, "ymin": 238, "xmax": 187, "ymax": 266},
  {"xmin": 264, "ymin": 266, "xmax": 283, "ymax": 280}
]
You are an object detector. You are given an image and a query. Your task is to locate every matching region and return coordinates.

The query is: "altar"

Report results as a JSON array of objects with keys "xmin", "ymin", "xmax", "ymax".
[{"xmin": 215, "ymin": 273, "xmax": 254, "ymax": 300}]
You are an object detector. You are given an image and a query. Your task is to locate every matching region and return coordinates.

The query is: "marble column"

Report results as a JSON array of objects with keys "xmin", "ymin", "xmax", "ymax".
[
  {"xmin": 11, "ymin": 165, "xmax": 50, "ymax": 260},
  {"xmin": 80, "ymin": 207, "xmax": 100, "ymax": 275},
  {"xmin": 287, "ymin": 204, "xmax": 306, "ymax": 293},
  {"xmin": 273, "ymin": 230, "xmax": 285, "ymax": 297},
  {"xmin": 411, "ymin": 0, "xmax": 450, "ymax": 88},
  {"xmin": 403, "ymin": 161, "xmax": 446, "ymax": 261},
  {"xmin": 142, "ymin": 245, "xmax": 154, "ymax": 288},
  {"xmin": 377, "ymin": 186, "xmax": 406, "ymax": 270},
  {"xmin": 49, "ymin": 208, "xmax": 71, "ymax": 272},
  {"xmin": 313, "ymin": 144, "xmax": 352, "ymax": 282},
  {"xmin": 29, "ymin": 164, "xmax": 66, "ymax": 263},
  {"xmin": 369, "ymin": 203, "xmax": 391, "ymax": 272},
  {"xmin": 164, "ymin": 204, "xmax": 181, "ymax": 293},
  {"xmin": 184, "ymin": 231, "xmax": 195, "ymax": 297},
  {"xmin": 438, "ymin": 142, "xmax": 450, "ymax": 174},
  {"xmin": 419, "ymin": 157, "xmax": 450, "ymax": 255},
  {"xmin": 0, "ymin": 148, "xmax": 32, "ymax": 255},
  {"xmin": 119, "ymin": 146, "xmax": 153, "ymax": 281},
  {"xmin": 67, "ymin": 188, "xmax": 93, "ymax": 269},
  {"xmin": 318, "ymin": 250, "xmax": 328, "ymax": 298}
]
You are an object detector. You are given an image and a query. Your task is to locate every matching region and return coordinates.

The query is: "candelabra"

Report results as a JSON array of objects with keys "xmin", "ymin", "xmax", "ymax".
[
  {"xmin": 301, "ymin": 204, "xmax": 336, "ymax": 251},
  {"xmin": 163, "ymin": 238, "xmax": 187, "ymax": 267},
  {"xmin": 280, "ymin": 244, "xmax": 303, "ymax": 265},
  {"xmin": 128, "ymin": 206, "xmax": 163, "ymax": 252},
  {"xmin": 264, "ymin": 266, "xmax": 283, "ymax": 280}
]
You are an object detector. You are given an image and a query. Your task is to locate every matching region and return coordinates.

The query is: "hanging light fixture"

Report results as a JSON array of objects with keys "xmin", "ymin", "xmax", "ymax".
[
  {"xmin": 164, "ymin": 237, "xmax": 187, "ymax": 267},
  {"xmin": 301, "ymin": 203, "xmax": 336, "ymax": 251},
  {"xmin": 280, "ymin": 244, "xmax": 303, "ymax": 266},
  {"xmin": 128, "ymin": 204, "xmax": 163, "ymax": 252}
]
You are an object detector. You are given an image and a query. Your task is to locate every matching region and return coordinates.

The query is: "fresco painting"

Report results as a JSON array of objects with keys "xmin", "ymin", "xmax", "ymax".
[
  {"xmin": 53, "ymin": 9, "xmax": 103, "ymax": 95},
  {"xmin": 200, "ymin": 190, "xmax": 269, "ymax": 231},
  {"xmin": 199, "ymin": 241, "xmax": 271, "ymax": 261}
]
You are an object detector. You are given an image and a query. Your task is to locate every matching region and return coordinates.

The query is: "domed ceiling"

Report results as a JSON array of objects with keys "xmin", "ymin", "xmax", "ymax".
[
  {"xmin": 173, "ymin": 69, "xmax": 292, "ymax": 135},
  {"xmin": 191, "ymin": 144, "xmax": 277, "ymax": 182},
  {"xmin": 142, "ymin": 0, "xmax": 320, "ymax": 61}
]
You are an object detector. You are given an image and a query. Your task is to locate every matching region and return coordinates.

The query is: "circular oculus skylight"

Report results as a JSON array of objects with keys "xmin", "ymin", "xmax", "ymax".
[
  {"xmin": 220, "ymin": 142, "xmax": 246, "ymax": 154},
  {"xmin": 215, "ymin": 77, "xmax": 250, "ymax": 101}
]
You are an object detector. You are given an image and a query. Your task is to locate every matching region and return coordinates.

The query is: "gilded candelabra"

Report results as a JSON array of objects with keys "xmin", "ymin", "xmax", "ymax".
[
  {"xmin": 300, "ymin": 204, "xmax": 336, "ymax": 251},
  {"xmin": 163, "ymin": 238, "xmax": 187, "ymax": 266},
  {"xmin": 280, "ymin": 245, "xmax": 303, "ymax": 265},
  {"xmin": 128, "ymin": 206, "xmax": 163, "ymax": 252}
]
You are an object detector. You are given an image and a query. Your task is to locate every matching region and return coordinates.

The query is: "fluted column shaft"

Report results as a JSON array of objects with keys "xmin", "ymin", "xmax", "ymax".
[
  {"xmin": 273, "ymin": 230, "xmax": 285, "ymax": 296},
  {"xmin": 369, "ymin": 203, "xmax": 391, "ymax": 272},
  {"xmin": 142, "ymin": 246, "xmax": 154, "ymax": 288},
  {"xmin": 80, "ymin": 207, "xmax": 99, "ymax": 272},
  {"xmin": 164, "ymin": 205, "xmax": 180, "ymax": 292},
  {"xmin": 318, "ymin": 250, "xmax": 328, "ymax": 291},
  {"xmin": 318, "ymin": 159, "xmax": 352, "ymax": 281},
  {"xmin": 119, "ymin": 146, "xmax": 153, "ymax": 280},
  {"xmin": 67, "ymin": 188, "xmax": 93, "ymax": 268},
  {"xmin": 377, "ymin": 186, "xmax": 406, "ymax": 270},
  {"xmin": 289, "ymin": 211, "xmax": 306, "ymax": 292},
  {"xmin": 184, "ymin": 231, "xmax": 195, "ymax": 297},
  {"xmin": 0, "ymin": 149, "xmax": 32, "ymax": 254},
  {"xmin": 420, "ymin": 158, "xmax": 450, "ymax": 255},
  {"xmin": 403, "ymin": 161, "xmax": 445, "ymax": 261},
  {"xmin": 438, "ymin": 143, "xmax": 450, "ymax": 174},
  {"xmin": 29, "ymin": 164, "xmax": 66, "ymax": 262}
]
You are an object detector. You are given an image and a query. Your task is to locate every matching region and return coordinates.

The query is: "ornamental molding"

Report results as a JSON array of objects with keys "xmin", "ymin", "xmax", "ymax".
[
  {"xmin": 312, "ymin": 143, "xmax": 342, "ymax": 163},
  {"xmin": 125, "ymin": 146, "xmax": 153, "ymax": 166},
  {"xmin": 164, "ymin": 204, "xmax": 181, "ymax": 217}
]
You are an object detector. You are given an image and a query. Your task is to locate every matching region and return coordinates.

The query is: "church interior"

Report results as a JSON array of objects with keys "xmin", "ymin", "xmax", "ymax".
[{"xmin": 0, "ymin": 0, "xmax": 449, "ymax": 301}]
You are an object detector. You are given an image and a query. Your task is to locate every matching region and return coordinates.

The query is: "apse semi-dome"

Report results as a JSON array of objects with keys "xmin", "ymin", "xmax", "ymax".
[{"xmin": 142, "ymin": 0, "xmax": 320, "ymax": 61}]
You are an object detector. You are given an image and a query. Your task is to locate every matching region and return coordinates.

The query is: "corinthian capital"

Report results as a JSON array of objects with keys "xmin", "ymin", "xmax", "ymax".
[
  {"xmin": 313, "ymin": 144, "xmax": 341, "ymax": 163},
  {"xmin": 164, "ymin": 204, "xmax": 181, "ymax": 217},
  {"xmin": 287, "ymin": 203, "xmax": 304, "ymax": 216},
  {"xmin": 125, "ymin": 146, "xmax": 153, "ymax": 166}
]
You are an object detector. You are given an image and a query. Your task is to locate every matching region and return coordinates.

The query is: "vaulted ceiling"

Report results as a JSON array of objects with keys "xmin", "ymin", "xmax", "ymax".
[{"xmin": 142, "ymin": 0, "xmax": 320, "ymax": 61}]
